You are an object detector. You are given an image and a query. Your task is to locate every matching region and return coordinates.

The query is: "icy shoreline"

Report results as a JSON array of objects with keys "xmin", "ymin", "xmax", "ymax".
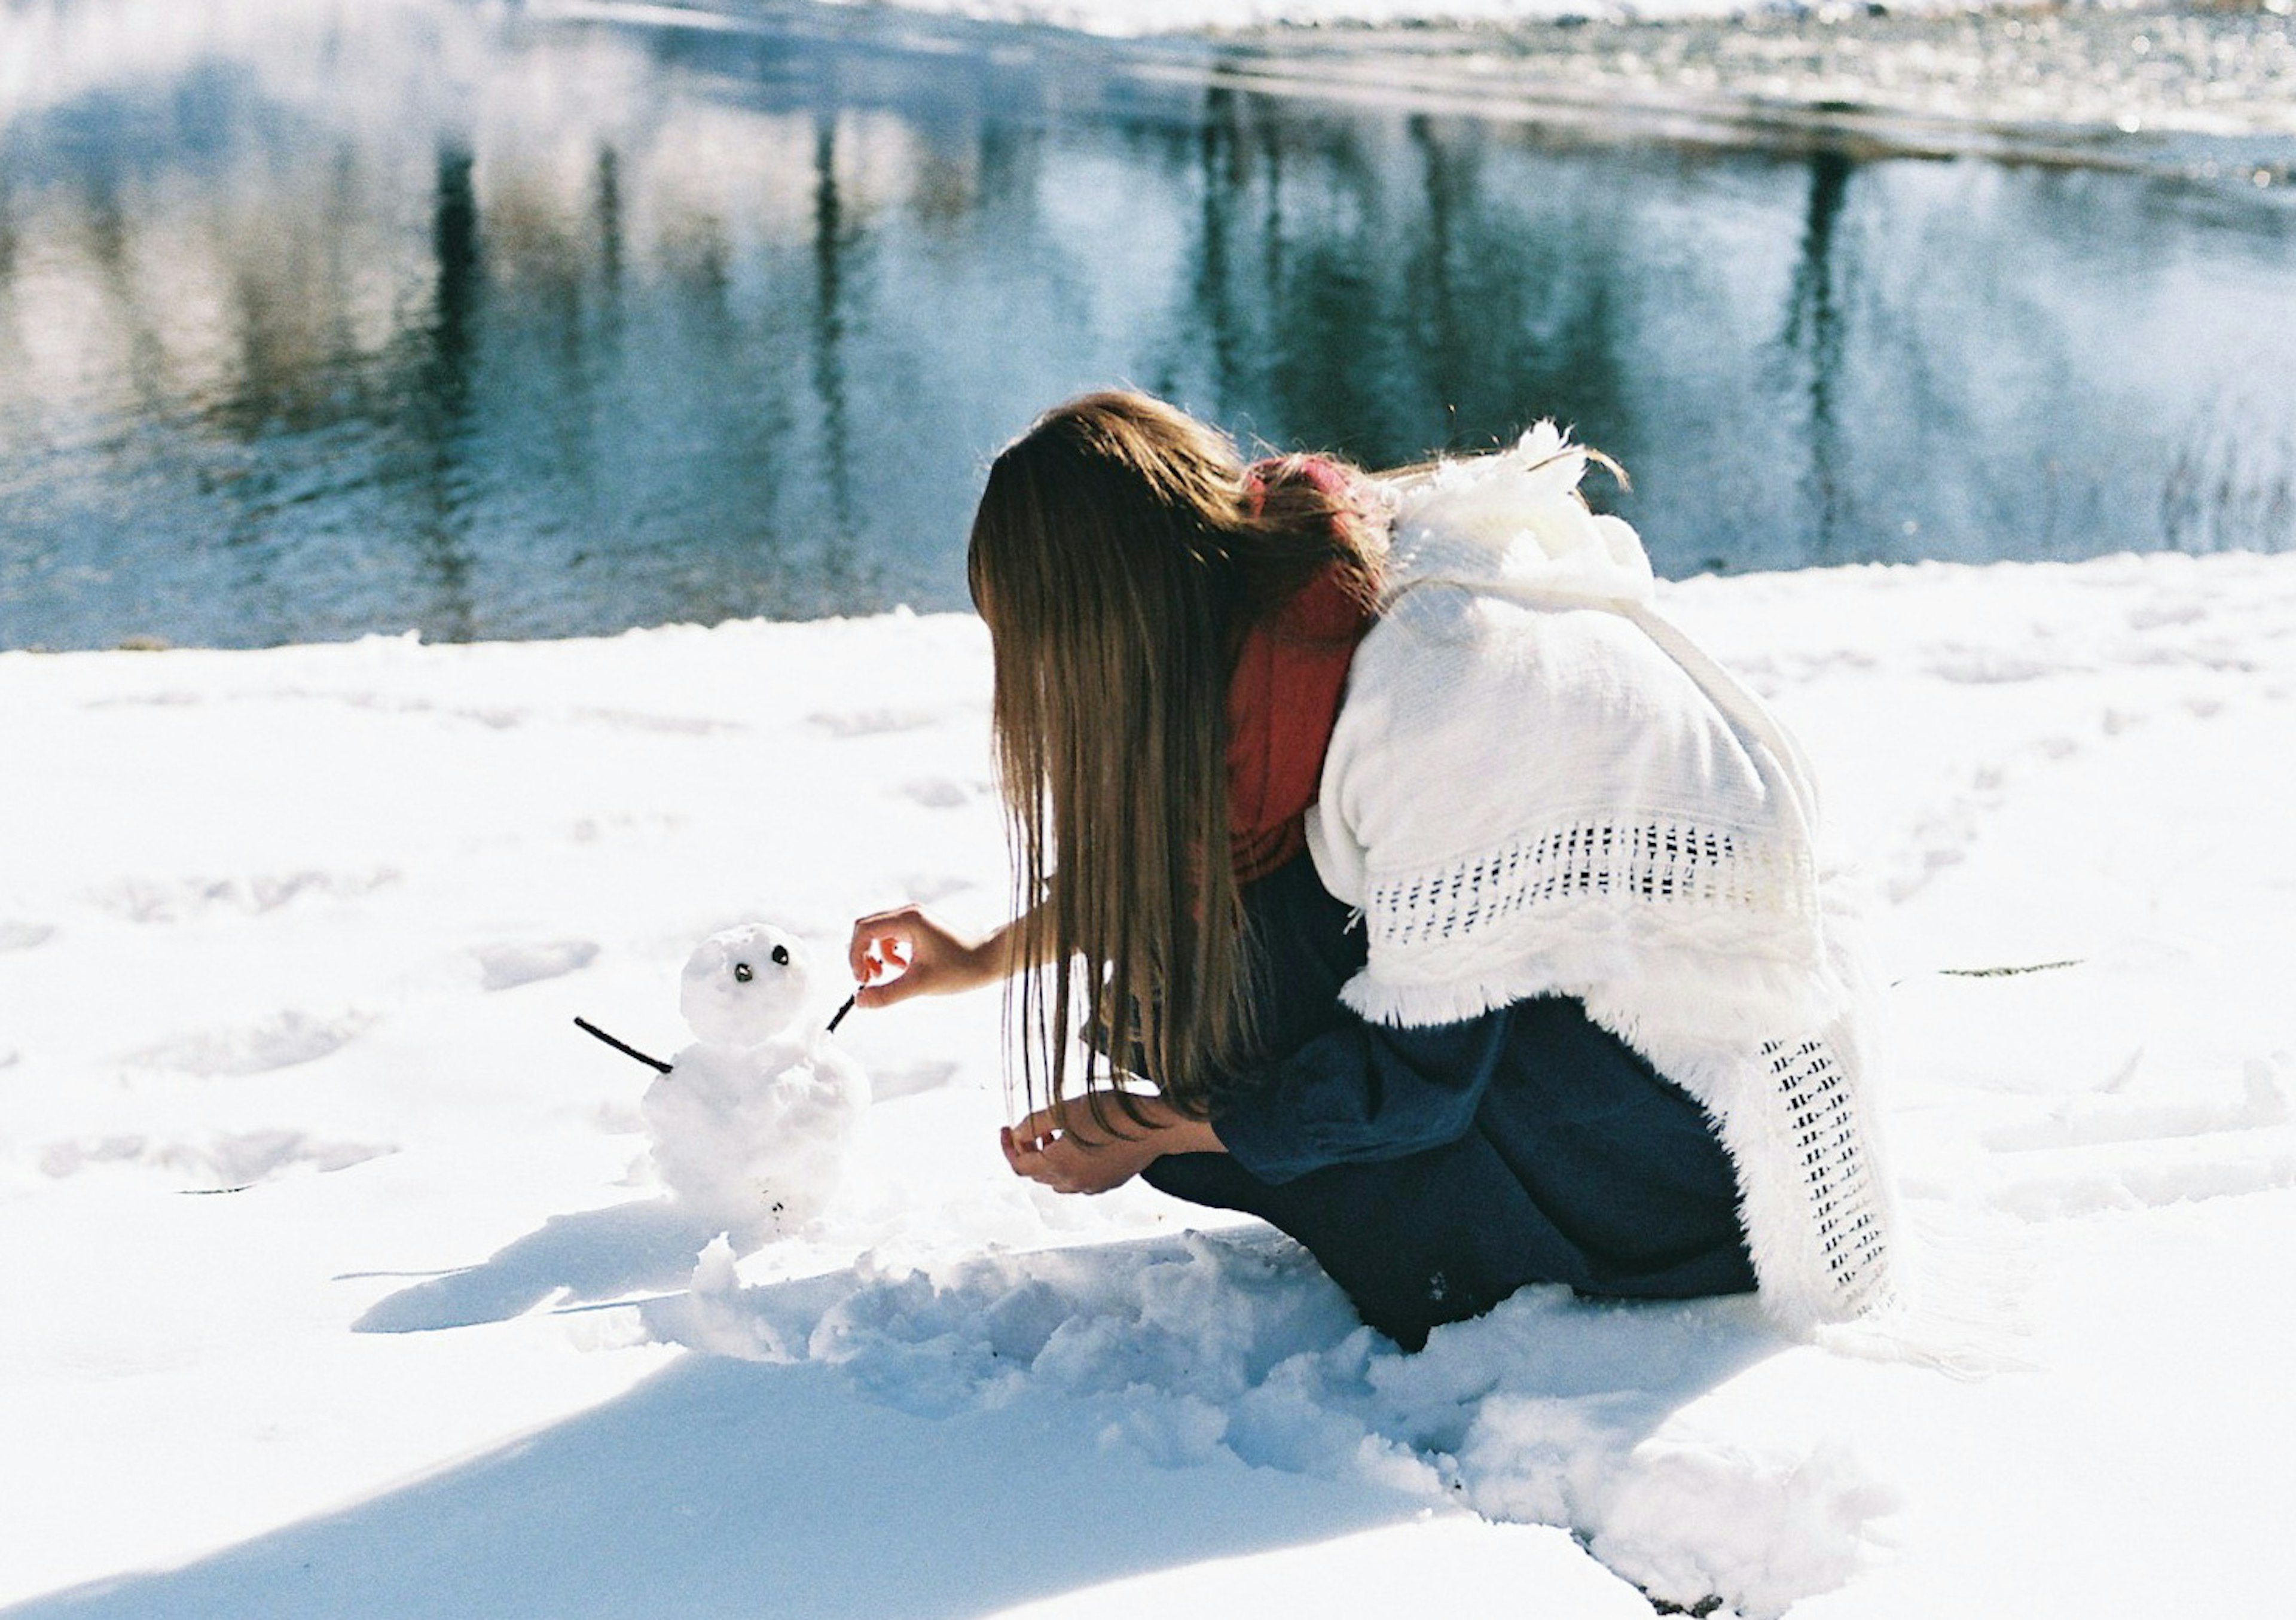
[
  {"xmin": 1176, "ymin": 3, "xmax": 2296, "ymax": 173},
  {"xmin": 661, "ymin": 1, "xmax": 2296, "ymax": 165},
  {"xmin": 5, "ymin": 550, "xmax": 2295, "ymax": 1615}
]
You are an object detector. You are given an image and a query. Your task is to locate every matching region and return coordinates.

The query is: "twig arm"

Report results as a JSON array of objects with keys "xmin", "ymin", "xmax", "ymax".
[{"xmin": 573, "ymin": 1016, "xmax": 673, "ymax": 1074}]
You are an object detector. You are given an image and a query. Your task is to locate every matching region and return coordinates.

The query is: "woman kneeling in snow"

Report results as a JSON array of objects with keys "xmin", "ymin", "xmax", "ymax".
[{"xmin": 848, "ymin": 391, "xmax": 1894, "ymax": 1351}]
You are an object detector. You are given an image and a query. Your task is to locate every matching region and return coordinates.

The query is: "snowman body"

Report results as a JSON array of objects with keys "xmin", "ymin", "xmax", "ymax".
[{"xmin": 640, "ymin": 923, "xmax": 867, "ymax": 1246}]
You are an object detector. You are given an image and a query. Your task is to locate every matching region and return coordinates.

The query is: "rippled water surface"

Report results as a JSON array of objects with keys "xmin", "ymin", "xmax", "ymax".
[{"xmin": 3, "ymin": 0, "xmax": 2293, "ymax": 648}]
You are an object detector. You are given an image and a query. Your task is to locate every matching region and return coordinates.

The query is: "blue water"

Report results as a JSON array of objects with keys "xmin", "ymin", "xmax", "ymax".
[{"xmin": 3, "ymin": 0, "xmax": 2293, "ymax": 649}]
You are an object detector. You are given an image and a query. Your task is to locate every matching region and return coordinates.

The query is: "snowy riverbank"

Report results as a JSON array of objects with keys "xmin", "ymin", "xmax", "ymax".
[
  {"xmin": 816, "ymin": 0, "xmax": 1953, "ymax": 34},
  {"xmin": 5, "ymin": 550, "xmax": 2295, "ymax": 1615}
]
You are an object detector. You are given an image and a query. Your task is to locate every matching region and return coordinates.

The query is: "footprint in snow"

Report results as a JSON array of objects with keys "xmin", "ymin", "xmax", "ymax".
[
  {"xmin": 41, "ymin": 1129, "xmax": 393, "ymax": 1190},
  {"xmin": 131, "ymin": 1008, "xmax": 373, "ymax": 1077},
  {"xmin": 901, "ymin": 778, "xmax": 972, "ymax": 810},
  {"xmin": 810, "ymin": 707, "xmax": 939, "ymax": 739},
  {"xmin": 94, "ymin": 869, "xmax": 399, "ymax": 924},
  {"xmin": 0, "ymin": 920, "xmax": 55, "ymax": 952},
  {"xmin": 474, "ymin": 939, "xmax": 601, "ymax": 991},
  {"xmin": 1984, "ymin": 1054, "xmax": 2288, "ymax": 1153},
  {"xmin": 2127, "ymin": 597, "xmax": 2208, "ymax": 631},
  {"xmin": 1922, "ymin": 648, "xmax": 2062, "ymax": 685},
  {"xmin": 871, "ymin": 1059, "xmax": 960, "ymax": 1101},
  {"xmin": 1986, "ymin": 1057, "xmax": 2296, "ymax": 1219},
  {"xmin": 86, "ymin": 690, "xmax": 201, "ymax": 709},
  {"xmin": 897, "ymin": 872, "xmax": 972, "ymax": 905},
  {"xmin": 570, "ymin": 707, "xmax": 741, "ymax": 737}
]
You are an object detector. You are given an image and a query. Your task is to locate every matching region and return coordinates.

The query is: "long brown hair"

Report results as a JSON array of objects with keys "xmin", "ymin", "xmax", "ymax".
[{"xmin": 968, "ymin": 390, "xmax": 1382, "ymax": 1130}]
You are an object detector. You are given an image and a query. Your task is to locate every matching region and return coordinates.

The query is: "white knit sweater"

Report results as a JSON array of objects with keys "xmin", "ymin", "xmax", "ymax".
[{"xmin": 1303, "ymin": 426, "xmax": 1895, "ymax": 1327}]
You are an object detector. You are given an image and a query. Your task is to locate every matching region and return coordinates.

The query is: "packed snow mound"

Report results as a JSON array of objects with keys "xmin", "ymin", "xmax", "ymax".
[{"xmin": 651, "ymin": 1227, "xmax": 1892, "ymax": 1615}]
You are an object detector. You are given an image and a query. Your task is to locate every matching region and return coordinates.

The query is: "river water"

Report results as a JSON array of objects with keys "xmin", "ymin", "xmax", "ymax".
[{"xmin": 3, "ymin": 0, "xmax": 2293, "ymax": 648}]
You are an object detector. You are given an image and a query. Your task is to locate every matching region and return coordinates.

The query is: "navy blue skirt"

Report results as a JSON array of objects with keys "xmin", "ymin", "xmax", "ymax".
[{"xmin": 1143, "ymin": 853, "xmax": 1755, "ymax": 1350}]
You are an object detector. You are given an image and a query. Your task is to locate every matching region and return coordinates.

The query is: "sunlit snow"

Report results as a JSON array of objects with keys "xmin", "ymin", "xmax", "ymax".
[{"xmin": 5, "ymin": 551, "xmax": 2294, "ymax": 1615}]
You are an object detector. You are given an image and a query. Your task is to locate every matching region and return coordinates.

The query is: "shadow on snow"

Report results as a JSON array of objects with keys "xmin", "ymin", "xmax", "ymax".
[{"xmin": 11, "ymin": 1206, "xmax": 1785, "ymax": 1618}]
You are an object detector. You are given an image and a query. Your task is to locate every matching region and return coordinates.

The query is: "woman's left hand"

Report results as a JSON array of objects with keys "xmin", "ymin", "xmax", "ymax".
[{"xmin": 1001, "ymin": 1099, "xmax": 1223, "ymax": 1195}]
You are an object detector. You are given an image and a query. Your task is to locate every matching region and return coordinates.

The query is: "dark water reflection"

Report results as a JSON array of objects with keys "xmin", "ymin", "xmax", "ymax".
[{"xmin": 3, "ymin": 0, "xmax": 2293, "ymax": 649}]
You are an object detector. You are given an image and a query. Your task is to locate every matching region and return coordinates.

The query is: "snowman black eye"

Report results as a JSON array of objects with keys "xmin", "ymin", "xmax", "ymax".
[
  {"xmin": 771, "ymin": 944, "xmax": 790, "ymax": 966},
  {"xmin": 733, "ymin": 962, "xmax": 753, "ymax": 983}
]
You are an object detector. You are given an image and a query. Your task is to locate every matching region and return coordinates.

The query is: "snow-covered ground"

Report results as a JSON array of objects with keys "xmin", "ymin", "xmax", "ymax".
[{"xmin": 5, "ymin": 550, "xmax": 2296, "ymax": 1616}]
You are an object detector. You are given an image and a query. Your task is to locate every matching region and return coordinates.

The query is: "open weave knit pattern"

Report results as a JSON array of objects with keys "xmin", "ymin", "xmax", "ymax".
[
  {"xmin": 1366, "ymin": 820, "xmax": 1814, "ymax": 953},
  {"xmin": 1762, "ymin": 1033, "xmax": 1892, "ymax": 1305},
  {"xmin": 1308, "ymin": 427, "xmax": 1899, "ymax": 1326}
]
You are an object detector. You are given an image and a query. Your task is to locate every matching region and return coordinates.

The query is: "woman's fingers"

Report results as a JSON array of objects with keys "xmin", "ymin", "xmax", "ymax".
[
  {"xmin": 1002, "ymin": 1119, "xmax": 1073, "ymax": 1186},
  {"xmin": 851, "ymin": 935, "xmax": 918, "ymax": 1006},
  {"xmin": 1000, "ymin": 1109, "xmax": 1159, "ymax": 1195},
  {"xmin": 845, "ymin": 922, "xmax": 881, "ymax": 981},
  {"xmin": 846, "ymin": 908, "xmax": 948, "ymax": 1009},
  {"xmin": 847, "ymin": 908, "xmax": 921, "ymax": 981},
  {"xmin": 1007, "ymin": 1133, "xmax": 1082, "ymax": 1192},
  {"xmin": 847, "ymin": 908, "xmax": 1018, "ymax": 1014}
]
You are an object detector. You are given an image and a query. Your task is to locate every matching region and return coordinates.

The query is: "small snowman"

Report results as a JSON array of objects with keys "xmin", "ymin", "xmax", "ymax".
[{"xmin": 597, "ymin": 923, "xmax": 868, "ymax": 1249}]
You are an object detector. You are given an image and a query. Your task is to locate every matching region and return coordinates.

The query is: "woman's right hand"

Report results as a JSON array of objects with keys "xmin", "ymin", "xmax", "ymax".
[{"xmin": 846, "ymin": 905, "xmax": 1009, "ymax": 1010}]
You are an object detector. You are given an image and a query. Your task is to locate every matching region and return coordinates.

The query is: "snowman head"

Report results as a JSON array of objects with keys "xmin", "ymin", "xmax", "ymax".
[{"xmin": 680, "ymin": 922, "xmax": 813, "ymax": 1047}]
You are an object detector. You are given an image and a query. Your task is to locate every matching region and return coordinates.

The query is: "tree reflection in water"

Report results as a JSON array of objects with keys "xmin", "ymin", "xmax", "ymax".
[{"xmin": 1, "ymin": 0, "xmax": 2291, "ymax": 649}]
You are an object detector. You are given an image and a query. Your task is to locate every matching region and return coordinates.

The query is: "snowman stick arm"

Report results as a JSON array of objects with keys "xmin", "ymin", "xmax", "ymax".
[{"xmin": 573, "ymin": 1017, "xmax": 673, "ymax": 1075}]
